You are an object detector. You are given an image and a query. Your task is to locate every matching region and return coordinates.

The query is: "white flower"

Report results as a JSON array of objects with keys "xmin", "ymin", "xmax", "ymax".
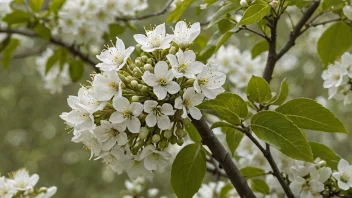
[
  {"xmin": 175, "ymin": 87, "xmax": 204, "ymax": 120},
  {"xmin": 166, "ymin": 49, "xmax": 204, "ymax": 78},
  {"xmin": 194, "ymin": 63, "xmax": 226, "ymax": 99},
  {"xmin": 93, "ymin": 120, "xmax": 128, "ymax": 151},
  {"xmin": 35, "ymin": 186, "xmax": 57, "ymax": 198},
  {"xmin": 96, "ymin": 37, "xmax": 135, "ymax": 71},
  {"xmin": 290, "ymin": 176, "xmax": 324, "ymax": 198},
  {"xmin": 134, "ymin": 23, "xmax": 173, "ymax": 52},
  {"xmin": 0, "ymin": 177, "xmax": 16, "ymax": 198},
  {"xmin": 109, "ymin": 97, "xmax": 143, "ymax": 133},
  {"xmin": 77, "ymin": 130, "xmax": 102, "ymax": 158},
  {"xmin": 173, "ymin": 21, "xmax": 200, "ymax": 47},
  {"xmin": 144, "ymin": 100, "xmax": 175, "ymax": 130},
  {"xmin": 140, "ymin": 145, "xmax": 172, "ymax": 170},
  {"xmin": 332, "ymin": 159, "xmax": 352, "ymax": 190},
  {"xmin": 117, "ymin": 0, "xmax": 148, "ymax": 16},
  {"xmin": 321, "ymin": 64, "xmax": 348, "ymax": 89},
  {"xmin": 60, "ymin": 107, "xmax": 95, "ymax": 132},
  {"xmin": 340, "ymin": 52, "xmax": 352, "ymax": 78},
  {"xmin": 12, "ymin": 169, "xmax": 39, "ymax": 191},
  {"xmin": 127, "ymin": 158, "xmax": 153, "ymax": 180},
  {"xmin": 148, "ymin": 188, "xmax": 160, "ymax": 197},
  {"xmin": 92, "ymin": 71, "xmax": 122, "ymax": 101},
  {"xmin": 343, "ymin": 5, "xmax": 352, "ymax": 21},
  {"xmin": 142, "ymin": 61, "xmax": 180, "ymax": 100}
]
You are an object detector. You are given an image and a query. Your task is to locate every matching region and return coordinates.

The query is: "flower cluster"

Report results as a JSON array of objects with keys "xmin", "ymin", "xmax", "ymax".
[
  {"xmin": 35, "ymin": 48, "xmax": 71, "ymax": 94},
  {"xmin": 121, "ymin": 177, "xmax": 166, "ymax": 198},
  {"xmin": 54, "ymin": 0, "xmax": 149, "ymax": 45},
  {"xmin": 0, "ymin": 169, "xmax": 57, "ymax": 198},
  {"xmin": 321, "ymin": 52, "xmax": 352, "ymax": 105},
  {"xmin": 60, "ymin": 21, "xmax": 226, "ymax": 179}
]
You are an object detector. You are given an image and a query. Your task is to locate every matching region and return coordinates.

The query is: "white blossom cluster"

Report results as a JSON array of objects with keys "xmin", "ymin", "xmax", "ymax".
[
  {"xmin": 60, "ymin": 21, "xmax": 226, "ymax": 179},
  {"xmin": 35, "ymin": 48, "xmax": 71, "ymax": 94},
  {"xmin": 121, "ymin": 177, "xmax": 166, "ymax": 198},
  {"xmin": 194, "ymin": 181, "xmax": 238, "ymax": 198},
  {"xmin": 321, "ymin": 52, "xmax": 352, "ymax": 105},
  {"xmin": 54, "ymin": 0, "xmax": 148, "ymax": 45},
  {"xmin": 0, "ymin": 169, "xmax": 57, "ymax": 198}
]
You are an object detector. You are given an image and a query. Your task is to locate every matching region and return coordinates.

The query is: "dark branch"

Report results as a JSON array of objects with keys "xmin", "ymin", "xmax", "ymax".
[
  {"xmin": 115, "ymin": 0, "xmax": 174, "ymax": 21},
  {"xmin": 240, "ymin": 26, "xmax": 270, "ymax": 41},
  {"xmin": 0, "ymin": 27, "xmax": 99, "ymax": 72},
  {"xmin": 191, "ymin": 117, "xmax": 257, "ymax": 198}
]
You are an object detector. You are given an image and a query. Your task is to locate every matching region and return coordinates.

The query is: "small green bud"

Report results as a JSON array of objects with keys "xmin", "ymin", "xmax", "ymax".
[
  {"xmin": 176, "ymin": 128, "xmax": 185, "ymax": 138},
  {"xmin": 138, "ymin": 127, "xmax": 149, "ymax": 139},
  {"xmin": 139, "ymin": 113, "xmax": 146, "ymax": 121},
  {"xmin": 133, "ymin": 67, "xmax": 143, "ymax": 76},
  {"xmin": 177, "ymin": 138, "xmax": 184, "ymax": 146},
  {"xmin": 164, "ymin": 130, "xmax": 173, "ymax": 139},
  {"xmin": 159, "ymin": 139, "xmax": 168, "ymax": 149},
  {"xmin": 135, "ymin": 60, "xmax": 143, "ymax": 67},
  {"xmin": 318, "ymin": 160, "xmax": 327, "ymax": 167},
  {"xmin": 141, "ymin": 55, "xmax": 148, "ymax": 62},
  {"xmin": 170, "ymin": 136, "xmax": 177, "ymax": 144},
  {"xmin": 169, "ymin": 46, "xmax": 177, "ymax": 54},
  {"xmin": 144, "ymin": 64, "xmax": 153, "ymax": 72},
  {"xmin": 147, "ymin": 58, "xmax": 154, "ymax": 64},
  {"xmin": 131, "ymin": 80, "xmax": 138, "ymax": 87},
  {"xmin": 141, "ymin": 85, "xmax": 149, "ymax": 93},
  {"xmin": 152, "ymin": 134, "xmax": 161, "ymax": 143},
  {"xmin": 136, "ymin": 44, "xmax": 142, "ymax": 51},
  {"xmin": 270, "ymin": 0, "xmax": 278, "ymax": 8},
  {"xmin": 132, "ymin": 96, "xmax": 140, "ymax": 102}
]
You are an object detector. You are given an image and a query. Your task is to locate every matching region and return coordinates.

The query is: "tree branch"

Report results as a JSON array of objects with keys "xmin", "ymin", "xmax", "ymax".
[
  {"xmin": 191, "ymin": 117, "xmax": 256, "ymax": 198},
  {"xmin": 115, "ymin": 0, "xmax": 175, "ymax": 21},
  {"xmin": 0, "ymin": 27, "xmax": 99, "ymax": 72}
]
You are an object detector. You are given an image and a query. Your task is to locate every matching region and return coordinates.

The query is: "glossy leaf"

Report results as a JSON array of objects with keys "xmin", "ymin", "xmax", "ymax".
[
  {"xmin": 270, "ymin": 79, "xmax": 289, "ymax": 105},
  {"xmin": 251, "ymin": 39, "xmax": 268, "ymax": 59},
  {"xmin": 33, "ymin": 23, "xmax": 51, "ymax": 40},
  {"xmin": 238, "ymin": 3, "xmax": 270, "ymax": 25},
  {"xmin": 225, "ymin": 127, "xmax": 244, "ymax": 156},
  {"xmin": 250, "ymin": 179, "xmax": 270, "ymax": 195},
  {"xmin": 246, "ymin": 75, "xmax": 272, "ymax": 104},
  {"xmin": 240, "ymin": 166, "xmax": 266, "ymax": 178},
  {"xmin": 29, "ymin": 0, "xmax": 44, "ymax": 12},
  {"xmin": 1, "ymin": 38, "xmax": 20, "ymax": 68},
  {"xmin": 49, "ymin": 0, "xmax": 66, "ymax": 13},
  {"xmin": 69, "ymin": 59, "xmax": 84, "ymax": 82},
  {"xmin": 167, "ymin": 0, "xmax": 194, "ymax": 23},
  {"xmin": 184, "ymin": 119, "xmax": 202, "ymax": 143},
  {"xmin": 3, "ymin": 10, "xmax": 31, "ymax": 25},
  {"xmin": 310, "ymin": 142, "xmax": 341, "ymax": 169},
  {"xmin": 208, "ymin": 3, "xmax": 240, "ymax": 28}
]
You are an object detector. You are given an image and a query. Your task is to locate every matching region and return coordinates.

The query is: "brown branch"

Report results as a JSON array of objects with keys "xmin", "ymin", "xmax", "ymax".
[
  {"xmin": 115, "ymin": 0, "xmax": 174, "ymax": 21},
  {"xmin": 240, "ymin": 26, "xmax": 270, "ymax": 41},
  {"xmin": 191, "ymin": 117, "xmax": 256, "ymax": 198},
  {"xmin": 0, "ymin": 27, "xmax": 99, "ymax": 72}
]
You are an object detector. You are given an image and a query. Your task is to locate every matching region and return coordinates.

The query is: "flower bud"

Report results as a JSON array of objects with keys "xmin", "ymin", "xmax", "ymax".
[
  {"xmin": 177, "ymin": 138, "xmax": 184, "ymax": 146},
  {"xmin": 240, "ymin": 0, "xmax": 249, "ymax": 7},
  {"xmin": 132, "ymin": 96, "xmax": 140, "ymax": 102},
  {"xmin": 152, "ymin": 134, "xmax": 161, "ymax": 143},
  {"xmin": 169, "ymin": 46, "xmax": 177, "ymax": 54},
  {"xmin": 135, "ymin": 60, "xmax": 143, "ymax": 67},
  {"xmin": 139, "ymin": 113, "xmax": 146, "ymax": 121},
  {"xmin": 141, "ymin": 55, "xmax": 148, "ymax": 62},
  {"xmin": 318, "ymin": 160, "xmax": 327, "ymax": 167},
  {"xmin": 164, "ymin": 130, "xmax": 173, "ymax": 139},
  {"xmin": 141, "ymin": 85, "xmax": 149, "ymax": 93},
  {"xmin": 131, "ymin": 80, "xmax": 138, "ymax": 87},
  {"xmin": 144, "ymin": 63, "xmax": 153, "ymax": 72},
  {"xmin": 147, "ymin": 58, "xmax": 155, "ymax": 65},
  {"xmin": 170, "ymin": 136, "xmax": 177, "ymax": 144},
  {"xmin": 136, "ymin": 44, "xmax": 142, "ymax": 51},
  {"xmin": 138, "ymin": 127, "xmax": 149, "ymax": 139},
  {"xmin": 270, "ymin": 0, "xmax": 278, "ymax": 8},
  {"xmin": 159, "ymin": 139, "xmax": 168, "ymax": 149},
  {"xmin": 176, "ymin": 128, "xmax": 185, "ymax": 138}
]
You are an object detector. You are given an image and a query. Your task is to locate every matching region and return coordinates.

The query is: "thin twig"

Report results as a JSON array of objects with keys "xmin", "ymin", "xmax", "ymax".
[
  {"xmin": 115, "ymin": 0, "xmax": 175, "ymax": 21},
  {"xmin": 239, "ymin": 26, "xmax": 270, "ymax": 41}
]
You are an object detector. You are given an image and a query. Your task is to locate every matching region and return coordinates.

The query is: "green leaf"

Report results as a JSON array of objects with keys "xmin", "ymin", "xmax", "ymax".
[
  {"xmin": 318, "ymin": 22, "xmax": 352, "ymax": 67},
  {"xmin": 250, "ymin": 179, "xmax": 270, "ymax": 195},
  {"xmin": 285, "ymin": 0, "xmax": 312, "ymax": 8},
  {"xmin": 309, "ymin": 142, "xmax": 341, "ymax": 169},
  {"xmin": 219, "ymin": 184, "xmax": 234, "ymax": 198},
  {"xmin": 49, "ymin": 0, "xmax": 66, "ymax": 13},
  {"xmin": 321, "ymin": 0, "xmax": 342, "ymax": 10},
  {"xmin": 251, "ymin": 39, "xmax": 268, "ymax": 59},
  {"xmin": 3, "ymin": 10, "xmax": 31, "ymax": 25},
  {"xmin": 29, "ymin": 0, "xmax": 44, "ymax": 12},
  {"xmin": 108, "ymin": 23, "xmax": 125, "ymax": 38},
  {"xmin": 208, "ymin": 3, "xmax": 240, "ymax": 28},
  {"xmin": 171, "ymin": 144, "xmax": 206, "ymax": 198},
  {"xmin": 251, "ymin": 111, "xmax": 313, "ymax": 162},
  {"xmin": 69, "ymin": 59, "xmax": 84, "ymax": 82},
  {"xmin": 198, "ymin": 92, "xmax": 248, "ymax": 125},
  {"xmin": 246, "ymin": 75, "xmax": 272, "ymax": 104},
  {"xmin": 276, "ymin": 98, "xmax": 347, "ymax": 133},
  {"xmin": 218, "ymin": 19, "xmax": 235, "ymax": 34},
  {"xmin": 238, "ymin": 3, "xmax": 270, "ymax": 25},
  {"xmin": 270, "ymin": 79, "xmax": 289, "ymax": 105},
  {"xmin": 225, "ymin": 127, "xmax": 244, "ymax": 156},
  {"xmin": 1, "ymin": 38, "xmax": 20, "ymax": 68},
  {"xmin": 33, "ymin": 23, "xmax": 51, "ymax": 40},
  {"xmin": 184, "ymin": 119, "xmax": 202, "ymax": 143},
  {"xmin": 211, "ymin": 121, "xmax": 235, "ymax": 129},
  {"xmin": 45, "ymin": 49, "xmax": 61, "ymax": 74},
  {"xmin": 167, "ymin": 0, "xmax": 194, "ymax": 23},
  {"xmin": 240, "ymin": 166, "xmax": 266, "ymax": 178},
  {"xmin": 198, "ymin": 30, "xmax": 233, "ymax": 61}
]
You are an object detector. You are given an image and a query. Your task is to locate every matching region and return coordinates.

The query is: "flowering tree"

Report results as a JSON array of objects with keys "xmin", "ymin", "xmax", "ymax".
[{"xmin": 1, "ymin": 0, "xmax": 352, "ymax": 197}]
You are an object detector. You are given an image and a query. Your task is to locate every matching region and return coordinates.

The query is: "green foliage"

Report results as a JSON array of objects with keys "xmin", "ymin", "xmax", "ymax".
[
  {"xmin": 251, "ymin": 39, "xmax": 268, "ymax": 59},
  {"xmin": 1, "ymin": 38, "xmax": 20, "ymax": 68},
  {"xmin": 321, "ymin": 0, "xmax": 343, "ymax": 10},
  {"xmin": 238, "ymin": 2, "xmax": 270, "ymax": 25},
  {"xmin": 224, "ymin": 127, "xmax": 244, "ymax": 156},
  {"xmin": 285, "ymin": 0, "xmax": 311, "ymax": 8},
  {"xmin": 246, "ymin": 75, "xmax": 272, "ymax": 104},
  {"xmin": 251, "ymin": 111, "xmax": 313, "ymax": 162},
  {"xmin": 250, "ymin": 179, "xmax": 270, "ymax": 194},
  {"xmin": 108, "ymin": 23, "xmax": 125, "ymax": 39},
  {"xmin": 3, "ymin": 10, "xmax": 31, "ymax": 25},
  {"xmin": 29, "ymin": 0, "xmax": 44, "ymax": 12},
  {"xmin": 184, "ymin": 119, "xmax": 202, "ymax": 143},
  {"xmin": 69, "ymin": 59, "xmax": 84, "ymax": 82},
  {"xmin": 198, "ymin": 92, "xmax": 248, "ymax": 125},
  {"xmin": 269, "ymin": 79, "xmax": 288, "ymax": 105},
  {"xmin": 45, "ymin": 49, "xmax": 62, "ymax": 74},
  {"xmin": 171, "ymin": 144, "xmax": 206, "ymax": 198},
  {"xmin": 207, "ymin": 2, "xmax": 240, "ymax": 28},
  {"xmin": 33, "ymin": 23, "xmax": 51, "ymax": 40},
  {"xmin": 211, "ymin": 121, "xmax": 236, "ymax": 129},
  {"xmin": 167, "ymin": 0, "xmax": 194, "ymax": 23},
  {"xmin": 218, "ymin": 19, "xmax": 235, "ymax": 34},
  {"xmin": 310, "ymin": 142, "xmax": 341, "ymax": 169},
  {"xmin": 318, "ymin": 22, "xmax": 352, "ymax": 67},
  {"xmin": 198, "ymin": 30, "xmax": 233, "ymax": 61},
  {"xmin": 240, "ymin": 166, "xmax": 266, "ymax": 178},
  {"xmin": 219, "ymin": 184, "xmax": 234, "ymax": 198},
  {"xmin": 276, "ymin": 98, "xmax": 347, "ymax": 133},
  {"xmin": 49, "ymin": 0, "xmax": 66, "ymax": 13}
]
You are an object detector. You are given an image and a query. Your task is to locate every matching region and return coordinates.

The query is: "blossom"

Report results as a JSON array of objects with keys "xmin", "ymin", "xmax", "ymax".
[
  {"xmin": 343, "ymin": 5, "xmax": 352, "ymax": 21},
  {"xmin": 173, "ymin": 21, "xmax": 200, "ymax": 47},
  {"xmin": 134, "ymin": 23, "xmax": 173, "ymax": 52},
  {"xmin": 109, "ymin": 97, "xmax": 143, "ymax": 133},
  {"xmin": 194, "ymin": 63, "xmax": 226, "ymax": 99},
  {"xmin": 340, "ymin": 52, "xmax": 352, "ymax": 78},
  {"xmin": 92, "ymin": 71, "xmax": 122, "ymax": 101},
  {"xmin": 332, "ymin": 159, "xmax": 352, "ymax": 190},
  {"xmin": 12, "ymin": 169, "xmax": 39, "ymax": 190},
  {"xmin": 35, "ymin": 187, "xmax": 57, "ymax": 198},
  {"xmin": 144, "ymin": 100, "xmax": 175, "ymax": 130},
  {"xmin": 96, "ymin": 37, "xmax": 135, "ymax": 71},
  {"xmin": 127, "ymin": 157, "xmax": 153, "ymax": 180},
  {"xmin": 142, "ymin": 61, "xmax": 180, "ymax": 100},
  {"xmin": 0, "ymin": 177, "xmax": 16, "ymax": 198},
  {"xmin": 93, "ymin": 120, "xmax": 128, "ymax": 151},
  {"xmin": 166, "ymin": 49, "xmax": 204, "ymax": 78},
  {"xmin": 140, "ymin": 145, "xmax": 172, "ymax": 170},
  {"xmin": 290, "ymin": 176, "xmax": 324, "ymax": 198},
  {"xmin": 75, "ymin": 130, "xmax": 102, "ymax": 158},
  {"xmin": 117, "ymin": 0, "xmax": 148, "ymax": 16},
  {"xmin": 321, "ymin": 64, "xmax": 347, "ymax": 89},
  {"xmin": 175, "ymin": 87, "xmax": 204, "ymax": 120}
]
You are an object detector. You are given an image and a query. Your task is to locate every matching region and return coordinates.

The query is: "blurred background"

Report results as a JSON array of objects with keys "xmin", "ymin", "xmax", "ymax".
[{"xmin": 1, "ymin": 0, "xmax": 352, "ymax": 197}]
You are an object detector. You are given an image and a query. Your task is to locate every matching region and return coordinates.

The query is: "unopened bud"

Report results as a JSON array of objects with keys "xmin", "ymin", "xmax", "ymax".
[
  {"xmin": 152, "ymin": 134, "xmax": 161, "ymax": 143},
  {"xmin": 139, "ymin": 113, "xmax": 146, "ymax": 121},
  {"xmin": 138, "ymin": 127, "xmax": 149, "ymax": 139},
  {"xmin": 177, "ymin": 138, "xmax": 184, "ymax": 146},
  {"xmin": 159, "ymin": 139, "xmax": 168, "ymax": 149},
  {"xmin": 132, "ymin": 96, "xmax": 140, "ymax": 102},
  {"xmin": 176, "ymin": 128, "xmax": 185, "ymax": 138},
  {"xmin": 318, "ymin": 160, "xmax": 327, "ymax": 167},
  {"xmin": 170, "ymin": 136, "xmax": 177, "ymax": 144},
  {"xmin": 141, "ymin": 55, "xmax": 148, "ymax": 62},
  {"xmin": 131, "ymin": 80, "xmax": 138, "ymax": 87},
  {"xmin": 240, "ymin": 0, "xmax": 249, "ymax": 7},
  {"xmin": 147, "ymin": 58, "xmax": 155, "ymax": 64},
  {"xmin": 164, "ymin": 130, "xmax": 173, "ymax": 139},
  {"xmin": 141, "ymin": 85, "xmax": 149, "ymax": 93},
  {"xmin": 135, "ymin": 60, "xmax": 143, "ymax": 67},
  {"xmin": 270, "ymin": 0, "xmax": 278, "ymax": 8},
  {"xmin": 169, "ymin": 46, "xmax": 177, "ymax": 54},
  {"xmin": 144, "ymin": 64, "xmax": 153, "ymax": 72},
  {"xmin": 136, "ymin": 44, "xmax": 142, "ymax": 51}
]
